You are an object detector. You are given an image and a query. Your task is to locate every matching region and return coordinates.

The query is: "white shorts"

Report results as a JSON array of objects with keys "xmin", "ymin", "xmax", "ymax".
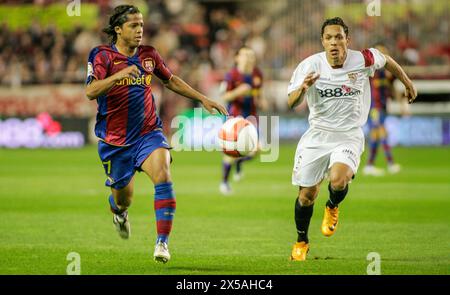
[{"xmin": 292, "ymin": 127, "xmax": 365, "ymax": 187}]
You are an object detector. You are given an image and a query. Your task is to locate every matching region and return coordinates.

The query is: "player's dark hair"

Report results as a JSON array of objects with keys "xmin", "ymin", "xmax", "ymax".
[
  {"xmin": 103, "ymin": 5, "xmax": 141, "ymax": 44},
  {"xmin": 321, "ymin": 17, "xmax": 349, "ymax": 37}
]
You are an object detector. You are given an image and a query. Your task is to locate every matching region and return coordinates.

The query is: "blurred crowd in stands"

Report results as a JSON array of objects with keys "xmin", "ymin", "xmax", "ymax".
[{"xmin": 0, "ymin": 0, "xmax": 449, "ymax": 127}]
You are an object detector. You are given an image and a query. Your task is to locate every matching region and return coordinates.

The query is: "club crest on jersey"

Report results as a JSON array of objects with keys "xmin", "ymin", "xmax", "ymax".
[
  {"xmin": 142, "ymin": 58, "xmax": 155, "ymax": 72},
  {"xmin": 348, "ymin": 72, "xmax": 358, "ymax": 84}
]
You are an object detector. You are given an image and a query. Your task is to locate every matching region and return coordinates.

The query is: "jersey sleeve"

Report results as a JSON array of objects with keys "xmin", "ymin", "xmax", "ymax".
[
  {"xmin": 153, "ymin": 50, "xmax": 173, "ymax": 81},
  {"xmin": 86, "ymin": 48, "xmax": 109, "ymax": 85},
  {"xmin": 224, "ymin": 72, "xmax": 234, "ymax": 91},
  {"xmin": 287, "ymin": 59, "xmax": 313, "ymax": 95},
  {"xmin": 254, "ymin": 68, "xmax": 263, "ymax": 88},
  {"xmin": 362, "ymin": 48, "xmax": 387, "ymax": 77}
]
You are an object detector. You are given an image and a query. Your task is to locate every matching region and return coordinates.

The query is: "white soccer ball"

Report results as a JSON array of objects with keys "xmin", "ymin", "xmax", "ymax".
[{"xmin": 218, "ymin": 117, "xmax": 258, "ymax": 157}]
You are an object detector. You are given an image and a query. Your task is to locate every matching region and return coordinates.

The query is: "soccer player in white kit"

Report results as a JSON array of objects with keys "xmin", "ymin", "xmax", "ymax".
[{"xmin": 287, "ymin": 17, "xmax": 417, "ymax": 261}]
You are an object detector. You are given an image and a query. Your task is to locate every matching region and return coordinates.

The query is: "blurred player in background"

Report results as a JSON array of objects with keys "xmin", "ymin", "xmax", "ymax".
[
  {"xmin": 85, "ymin": 5, "xmax": 227, "ymax": 263},
  {"xmin": 287, "ymin": 17, "xmax": 417, "ymax": 261},
  {"xmin": 363, "ymin": 44, "xmax": 401, "ymax": 176},
  {"xmin": 219, "ymin": 47, "xmax": 265, "ymax": 195}
]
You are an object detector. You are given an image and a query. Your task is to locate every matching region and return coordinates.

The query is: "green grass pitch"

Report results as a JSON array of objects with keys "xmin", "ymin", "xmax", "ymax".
[{"xmin": 0, "ymin": 144, "xmax": 449, "ymax": 274}]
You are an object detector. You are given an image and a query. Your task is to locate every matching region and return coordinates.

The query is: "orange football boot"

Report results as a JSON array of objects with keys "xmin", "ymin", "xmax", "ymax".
[
  {"xmin": 321, "ymin": 206, "xmax": 339, "ymax": 237},
  {"xmin": 290, "ymin": 241, "xmax": 310, "ymax": 261}
]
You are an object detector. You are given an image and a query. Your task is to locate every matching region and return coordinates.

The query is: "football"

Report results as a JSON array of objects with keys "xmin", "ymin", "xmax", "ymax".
[{"xmin": 218, "ymin": 117, "xmax": 258, "ymax": 157}]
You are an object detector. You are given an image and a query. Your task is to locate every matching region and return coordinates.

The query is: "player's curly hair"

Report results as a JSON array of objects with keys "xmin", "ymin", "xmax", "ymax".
[
  {"xmin": 321, "ymin": 17, "xmax": 349, "ymax": 37},
  {"xmin": 102, "ymin": 5, "xmax": 141, "ymax": 44}
]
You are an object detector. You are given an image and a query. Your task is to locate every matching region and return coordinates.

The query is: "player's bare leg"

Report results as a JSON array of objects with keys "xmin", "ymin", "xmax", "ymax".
[
  {"xmin": 111, "ymin": 178, "xmax": 135, "ymax": 210},
  {"xmin": 234, "ymin": 145, "xmax": 260, "ymax": 181},
  {"xmin": 142, "ymin": 148, "xmax": 175, "ymax": 263},
  {"xmin": 220, "ymin": 155, "xmax": 236, "ymax": 195},
  {"xmin": 322, "ymin": 163, "xmax": 353, "ymax": 237},
  {"xmin": 364, "ymin": 127, "xmax": 385, "ymax": 176},
  {"xmin": 291, "ymin": 183, "xmax": 320, "ymax": 261},
  {"xmin": 110, "ymin": 178, "xmax": 134, "ymax": 239},
  {"xmin": 378, "ymin": 126, "xmax": 401, "ymax": 174}
]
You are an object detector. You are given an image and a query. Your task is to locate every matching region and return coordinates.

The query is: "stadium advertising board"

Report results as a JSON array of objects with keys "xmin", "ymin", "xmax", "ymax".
[
  {"xmin": 0, "ymin": 113, "xmax": 86, "ymax": 148},
  {"xmin": 172, "ymin": 110, "xmax": 450, "ymax": 149},
  {"xmin": 0, "ymin": 85, "xmax": 94, "ymax": 148}
]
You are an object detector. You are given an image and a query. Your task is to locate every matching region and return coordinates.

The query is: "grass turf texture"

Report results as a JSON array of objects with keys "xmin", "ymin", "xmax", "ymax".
[{"xmin": 0, "ymin": 144, "xmax": 449, "ymax": 274}]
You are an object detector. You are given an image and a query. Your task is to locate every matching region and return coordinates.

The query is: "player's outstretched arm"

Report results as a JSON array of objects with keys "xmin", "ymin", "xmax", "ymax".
[
  {"xmin": 288, "ymin": 72, "xmax": 320, "ymax": 109},
  {"xmin": 221, "ymin": 83, "xmax": 252, "ymax": 102},
  {"xmin": 86, "ymin": 65, "xmax": 141, "ymax": 100},
  {"xmin": 384, "ymin": 55, "xmax": 418, "ymax": 104},
  {"xmin": 164, "ymin": 75, "xmax": 228, "ymax": 115}
]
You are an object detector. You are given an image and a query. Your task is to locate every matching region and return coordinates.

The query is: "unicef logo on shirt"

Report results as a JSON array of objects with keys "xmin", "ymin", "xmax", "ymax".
[{"xmin": 116, "ymin": 74, "xmax": 152, "ymax": 86}]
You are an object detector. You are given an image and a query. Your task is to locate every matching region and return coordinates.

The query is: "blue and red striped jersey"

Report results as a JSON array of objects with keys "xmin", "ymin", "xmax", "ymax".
[
  {"xmin": 224, "ymin": 67, "xmax": 263, "ymax": 118},
  {"xmin": 86, "ymin": 44, "xmax": 172, "ymax": 146},
  {"xmin": 370, "ymin": 68, "xmax": 392, "ymax": 111}
]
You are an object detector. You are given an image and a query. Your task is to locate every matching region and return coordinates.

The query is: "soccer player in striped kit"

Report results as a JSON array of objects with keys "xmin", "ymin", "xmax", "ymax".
[
  {"xmin": 287, "ymin": 17, "xmax": 417, "ymax": 261},
  {"xmin": 363, "ymin": 45, "xmax": 401, "ymax": 176},
  {"xmin": 219, "ymin": 47, "xmax": 264, "ymax": 195},
  {"xmin": 85, "ymin": 5, "xmax": 227, "ymax": 263}
]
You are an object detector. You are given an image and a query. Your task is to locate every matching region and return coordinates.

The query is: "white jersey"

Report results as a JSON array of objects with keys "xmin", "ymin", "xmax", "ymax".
[{"xmin": 288, "ymin": 48, "xmax": 386, "ymax": 131}]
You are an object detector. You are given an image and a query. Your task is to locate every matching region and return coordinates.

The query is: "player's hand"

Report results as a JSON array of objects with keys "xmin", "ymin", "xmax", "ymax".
[
  {"xmin": 201, "ymin": 98, "xmax": 228, "ymax": 115},
  {"xmin": 114, "ymin": 65, "xmax": 141, "ymax": 80},
  {"xmin": 405, "ymin": 83, "xmax": 417, "ymax": 104},
  {"xmin": 301, "ymin": 72, "xmax": 320, "ymax": 91},
  {"xmin": 288, "ymin": 72, "xmax": 319, "ymax": 109}
]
